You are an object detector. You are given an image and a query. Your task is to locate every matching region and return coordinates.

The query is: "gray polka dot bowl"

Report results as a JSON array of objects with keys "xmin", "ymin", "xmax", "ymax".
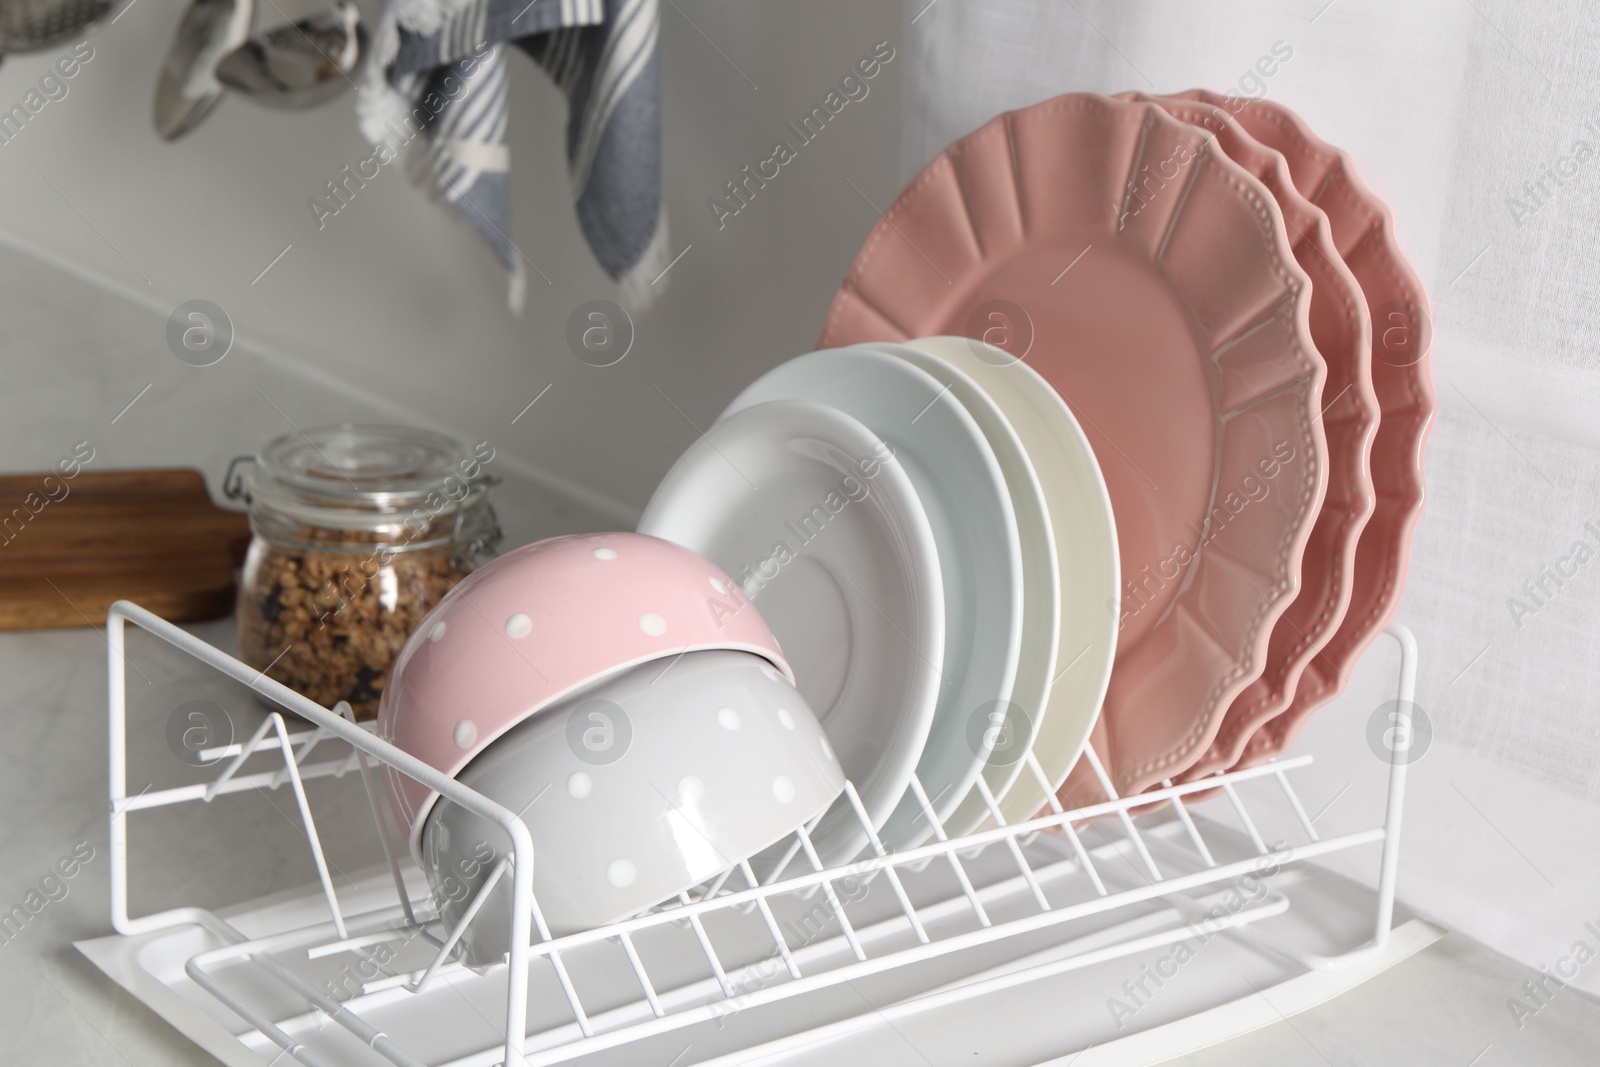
[
  {"xmin": 377, "ymin": 532, "xmax": 795, "ymax": 867},
  {"xmin": 421, "ymin": 649, "xmax": 844, "ymax": 956}
]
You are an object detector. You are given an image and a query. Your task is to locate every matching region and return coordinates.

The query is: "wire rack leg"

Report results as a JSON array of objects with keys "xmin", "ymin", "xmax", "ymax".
[{"xmin": 1155, "ymin": 623, "xmax": 1418, "ymax": 971}]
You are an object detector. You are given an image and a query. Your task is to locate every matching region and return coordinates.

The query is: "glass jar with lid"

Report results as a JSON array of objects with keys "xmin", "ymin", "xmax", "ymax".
[{"xmin": 228, "ymin": 425, "xmax": 501, "ymax": 720}]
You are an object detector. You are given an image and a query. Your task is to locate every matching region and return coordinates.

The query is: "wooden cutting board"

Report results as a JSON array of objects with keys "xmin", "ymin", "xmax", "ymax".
[{"xmin": 0, "ymin": 468, "xmax": 252, "ymax": 631}]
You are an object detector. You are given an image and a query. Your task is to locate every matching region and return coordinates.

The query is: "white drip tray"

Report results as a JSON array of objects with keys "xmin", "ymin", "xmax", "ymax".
[
  {"xmin": 88, "ymin": 607, "xmax": 1431, "ymax": 1067},
  {"xmin": 78, "ymin": 824, "xmax": 1442, "ymax": 1067}
]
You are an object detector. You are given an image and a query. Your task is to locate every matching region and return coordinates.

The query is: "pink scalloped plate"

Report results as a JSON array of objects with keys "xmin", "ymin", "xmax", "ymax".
[
  {"xmin": 1129, "ymin": 90, "xmax": 1380, "ymax": 782},
  {"xmin": 818, "ymin": 93, "xmax": 1327, "ymax": 801},
  {"xmin": 1222, "ymin": 98, "xmax": 1436, "ymax": 768}
]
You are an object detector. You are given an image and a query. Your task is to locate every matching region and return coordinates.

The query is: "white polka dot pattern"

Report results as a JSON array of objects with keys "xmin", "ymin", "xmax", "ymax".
[{"xmin": 417, "ymin": 646, "xmax": 833, "ymax": 943}]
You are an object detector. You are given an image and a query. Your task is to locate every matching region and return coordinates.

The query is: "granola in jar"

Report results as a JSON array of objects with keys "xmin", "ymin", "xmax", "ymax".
[{"xmin": 230, "ymin": 426, "xmax": 499, "ymax": 720}]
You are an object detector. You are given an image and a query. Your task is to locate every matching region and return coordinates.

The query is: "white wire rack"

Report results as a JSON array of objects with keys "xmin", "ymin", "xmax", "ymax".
[{"xmin": 103, "ymin": 600, "xmax": 1419, "ymax": 1067}]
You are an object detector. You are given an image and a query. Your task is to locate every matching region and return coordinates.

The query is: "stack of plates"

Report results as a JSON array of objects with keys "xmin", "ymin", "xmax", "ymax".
[
  {"xmin": 640, "ymin": 339, "xmax": 1118, "ymax": 861},
  {"xmin": 643, "ymin": 90, "xmax": 1435, "ymax": 851}
]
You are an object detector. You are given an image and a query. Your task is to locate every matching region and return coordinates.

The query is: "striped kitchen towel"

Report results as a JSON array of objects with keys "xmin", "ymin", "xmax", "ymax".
[{"xmin": 359, "ymin": 0, "xmax": 668, "ymax": 312}]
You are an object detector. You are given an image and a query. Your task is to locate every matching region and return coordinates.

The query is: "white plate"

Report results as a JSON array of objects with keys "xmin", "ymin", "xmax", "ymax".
[
  {"xmin": 638, "ymin": 399, "xmax": 944, "ymax": 865},
  {"xmin": 725, "ymin": 347, "xmax": 1023, "ymax": 852},
  {"xmin": 900, "ymin": 338, "xmax": 1118, "ymax": 826},
  {"xmin": 871, "ymin": 342, "xmax": 1060, "ymax": 837}
]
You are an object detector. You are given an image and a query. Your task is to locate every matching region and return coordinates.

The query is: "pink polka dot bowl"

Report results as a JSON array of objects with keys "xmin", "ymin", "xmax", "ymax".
[
  {"xmin": 377, "ymin": 532, "xmax": 797, "ymax": 864},
  {"xmin": 422, "ymin": 649, "xmax": 844, "ymax": 949}
]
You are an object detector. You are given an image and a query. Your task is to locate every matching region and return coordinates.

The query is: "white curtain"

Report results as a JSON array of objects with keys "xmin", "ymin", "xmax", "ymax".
[{"xmin": 901, "ymin": 0, "xmax": 1600, "ymax": 991}]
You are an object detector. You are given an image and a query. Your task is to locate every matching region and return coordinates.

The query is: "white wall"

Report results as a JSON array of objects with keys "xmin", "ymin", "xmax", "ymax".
[{"xmin": 0, "ymin": 0, "xmax": 906, "ymax": 517}]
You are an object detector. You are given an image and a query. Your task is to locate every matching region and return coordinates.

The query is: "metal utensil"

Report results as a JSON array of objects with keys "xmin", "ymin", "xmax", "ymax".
[
  {"xmin": 152, "ymin": 0, "xmax": 254, "ymax": 141},
  {"xmin": 216, "ymin": 0, "xmax": 363, "ymax": 110},
  {"xmin": 0, "ymin": 0, "xmax": 114, "ymax": 55}
]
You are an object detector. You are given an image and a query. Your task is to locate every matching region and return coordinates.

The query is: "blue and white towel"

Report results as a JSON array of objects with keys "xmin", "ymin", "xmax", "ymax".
[{"xmin": 359, "ymin": 0, "xmax": 668, "ymax": 312}]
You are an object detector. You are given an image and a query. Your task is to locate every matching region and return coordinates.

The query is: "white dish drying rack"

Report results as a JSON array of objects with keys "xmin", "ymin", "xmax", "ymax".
[{"xmin": 89, "ymin": 601, "xmax": 1426, "ymax": 1067}]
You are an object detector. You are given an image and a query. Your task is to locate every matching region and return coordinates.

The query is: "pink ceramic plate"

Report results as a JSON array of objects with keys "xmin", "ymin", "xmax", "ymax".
[
  {"xmin": 1133, "ymin": 91, "xmax": 1379, "ymax": 782},
  {"xmin": 1222, "ymin": 98, "xmax": 1436, "ymax": 767},
  {"xmin": 819, "ymin": 93, "xmax": 1327, "ymax": 800}
]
